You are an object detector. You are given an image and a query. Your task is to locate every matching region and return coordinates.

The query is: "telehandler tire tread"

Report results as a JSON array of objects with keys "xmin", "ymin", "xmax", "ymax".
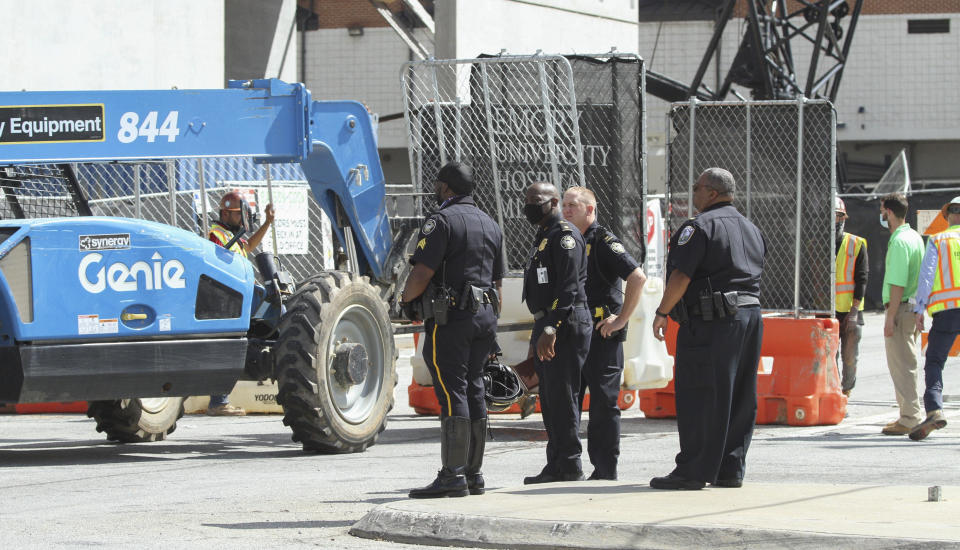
[{"xmin": 275, "ymin": 271, "xmax": 398, "ymax": 454}]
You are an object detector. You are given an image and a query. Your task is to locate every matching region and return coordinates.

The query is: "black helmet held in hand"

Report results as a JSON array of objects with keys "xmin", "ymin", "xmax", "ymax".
[{"xmin": 483, "ymin": 359, "xmax": 524, "ymax": 413}]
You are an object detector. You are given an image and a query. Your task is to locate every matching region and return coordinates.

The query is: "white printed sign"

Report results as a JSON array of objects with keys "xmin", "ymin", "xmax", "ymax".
[
  {"xmin": 918, "ymin": 209, "xmax": 941, "ymax": 235},
  {"xmin": 78, "ymin": 314, "xmax": 119, "ymax": 335},
  {"xmin": 248, "ymin": 186, "xmax": 310, "ymax": 255}
]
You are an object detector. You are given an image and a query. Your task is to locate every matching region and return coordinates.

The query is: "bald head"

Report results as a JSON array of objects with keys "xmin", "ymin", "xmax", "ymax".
[{"xmin": 523, "ymin": 182, "xmax": 560, "ymax": 226}]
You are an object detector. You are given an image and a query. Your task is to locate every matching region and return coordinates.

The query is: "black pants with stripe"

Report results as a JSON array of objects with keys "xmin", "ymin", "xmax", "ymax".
[
  {"xmin": 533, "ymin": 307, "xmax": 592, "ymax": 475},
  {"xmin": 422, "ymin": 304, "xmax": 497, "ymax": 419}
]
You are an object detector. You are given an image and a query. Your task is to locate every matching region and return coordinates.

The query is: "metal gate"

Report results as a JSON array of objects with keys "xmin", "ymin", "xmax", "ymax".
[
  {"xmin": 666, "ymin": 99, "xmax": 836, "ymax": 315},
  {"xmin": 401, "ymin": 53, "xmax": 646, "ymax": 272}
]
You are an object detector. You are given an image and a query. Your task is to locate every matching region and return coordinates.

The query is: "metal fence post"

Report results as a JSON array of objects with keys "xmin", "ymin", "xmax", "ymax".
[
  {"xmin": 133, "ymin": 164, "xmax": 141, "ymax": 219},
  {"xmin": 745, "ymin": 102, "xmax": 752, "ymax": 219},
  {"xmin": 793, "ymin": 97, "xmax": 806, "ymax": 317},
  {"xmin": 480, "ymin": 62, "xmax": 509, "ymax": 272},
  {"xmin": 830, "ymin": 105, "xmax": 838, "ymax": 314},
  {"xmin": 197, "ymin": 159, "xmax": 209, "ymax": 238},
  {"xmin": 687, "ymin": 98, "xmax": 697, "ymax": 218},
  {"xmin": 265, "ymin": 163, "xmax": 280, "ymax": 257},
  {"xmin": 430, "ymin": 63, "xmax": 447, "ymax": 166},
  {"xmin": 166, "ymin": 160, "xmax": 176, "ymax": 226},
  {"xmin": 538, "ymin": 56, "xmax": 561, "ymax": 187},
  {"xmin": 454, "ymin": 96, "xmax": 463, "ymax": 161}
]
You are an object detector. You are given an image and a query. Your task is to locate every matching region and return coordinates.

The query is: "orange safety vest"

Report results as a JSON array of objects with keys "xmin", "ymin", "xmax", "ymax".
[
  {"xmin": 208, "ymin": 221, "xmax": 247, "ymax": 257},
  {"xmin": 835, "ymin": 232, "xmax": 866, "ymax": 313},
  {"xmin": 926, "ymin": 227, "xmax": 960, "ymax": 315}
]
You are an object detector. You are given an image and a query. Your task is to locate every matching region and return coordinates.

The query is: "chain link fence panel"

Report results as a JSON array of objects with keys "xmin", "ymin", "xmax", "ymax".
[
  {"xmin": 402, "ymin": 53, "xmax": 647, "ymax": 273},
  {"xmin": 666, "ymin": 99, "xmax": 836, "ymax": 315},
  {"xmin": 0, "ymin": 158, "xmax": 335, "ymax": 285}
]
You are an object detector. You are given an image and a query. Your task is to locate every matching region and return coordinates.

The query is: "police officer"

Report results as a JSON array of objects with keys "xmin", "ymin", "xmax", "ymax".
[
  {"xmin": 561, "ymin": 186, "xmax": 646, "ymax": 481},
  {"xmin": 401, "ymin": 162, "xmax": 504, "ymax": 498},
  {"xmin": 521, "ymin": 182, "xmax": 592, "ymax": 484},
  {"xmin": 650, "ymin": 167, "xmax": 765, "ymax": 490}
]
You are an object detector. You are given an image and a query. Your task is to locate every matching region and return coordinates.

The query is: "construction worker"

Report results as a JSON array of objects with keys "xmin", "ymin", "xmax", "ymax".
[
  {"xmin": 401, "ymin": 162, "xmax": 504, "ymax": 498},
  {"xmin": 207, "ymin": 191, "xmax": 276, "ymax": 416},
  {"xmin": 561, "ymin": 186, "xmax": 646, "ymax": 481},
  {"xmin": 834, "ymin": 197, "xmax": 868, "ymax": 398},
  {"xmin": 910, "ymin": 196, "xmax": 960, "ymax": 441},
  {"xmin": 521, "ymin": 182, "xmax": 592, "ymax": 484}
]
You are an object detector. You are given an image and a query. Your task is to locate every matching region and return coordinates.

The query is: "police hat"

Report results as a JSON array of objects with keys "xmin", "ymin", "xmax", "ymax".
[{"xmin": 436, "ymin": 162, "xmax": 474, "ymax": 195}]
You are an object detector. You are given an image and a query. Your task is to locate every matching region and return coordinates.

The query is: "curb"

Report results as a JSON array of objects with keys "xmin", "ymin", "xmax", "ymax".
[{"xmin": 350, "ymin": 504, "xmax": 949, "ymax": 550}]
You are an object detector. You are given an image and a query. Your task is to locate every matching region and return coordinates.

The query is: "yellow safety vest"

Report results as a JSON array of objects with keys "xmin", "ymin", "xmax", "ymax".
[
  {"xmin": 835, "ymin": 232, "xmax": 866, "ymax": 313},
  {"xmin": 926, "ymin": 227, "xmax": 960, "ymax": 315},
  {"xmin": 209, "ymin": 221, "xmax": 247, "ymax": 257}
]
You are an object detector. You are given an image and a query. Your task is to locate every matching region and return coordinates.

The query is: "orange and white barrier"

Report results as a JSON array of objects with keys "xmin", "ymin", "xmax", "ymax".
[{"xmin": 639, "ymin": 316, "xmax": 847, "ymax": 426}]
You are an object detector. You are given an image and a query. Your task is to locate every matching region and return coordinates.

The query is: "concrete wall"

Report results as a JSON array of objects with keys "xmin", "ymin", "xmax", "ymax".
[
  {"xmin": 0, "ymin": 0, "xmax": 224, "ymax": 91},
  {"xmin": 225, "ymin": 0, "xmax": 298, "ymax": 84}
]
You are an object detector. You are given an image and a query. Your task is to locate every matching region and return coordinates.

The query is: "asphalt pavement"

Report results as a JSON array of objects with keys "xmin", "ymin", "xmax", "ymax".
[{"xmin": 2, "ymin": 312, "xmax": 959, "ymax": 549}]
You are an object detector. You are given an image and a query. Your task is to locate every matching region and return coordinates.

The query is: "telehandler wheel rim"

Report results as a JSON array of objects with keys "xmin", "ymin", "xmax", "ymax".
[
  {"xmin": 137, "ymin": 397, "xmax": 175, "ymax": 415},
  {"xmin": 327, "ymin": 303, "xmax": 384, "ymax": 424}
]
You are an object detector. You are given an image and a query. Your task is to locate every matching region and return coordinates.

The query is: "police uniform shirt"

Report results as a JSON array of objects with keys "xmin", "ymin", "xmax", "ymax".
[
  {"xmin": 583, "ymin": 222, "xmax": 641, "ymax": 314},
  {"xmin": 410, "ymin": 195, "xmax": 504, "ymax": 295},
  {"xmin": 523, "ymin": 213, "xmax": 587, "ymax": 328},
  {"xmin": 667, "ymin": 202, "xmax": 765, "ymax": 298}
]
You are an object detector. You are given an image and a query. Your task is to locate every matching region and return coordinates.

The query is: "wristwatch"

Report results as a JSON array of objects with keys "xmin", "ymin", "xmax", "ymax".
[{"xmin": 543, "ymin": 325, "xmax": 557, "ymax": 336}]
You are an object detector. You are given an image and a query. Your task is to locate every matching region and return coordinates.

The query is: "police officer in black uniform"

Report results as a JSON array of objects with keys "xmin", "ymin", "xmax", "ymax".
[
  {"xmin": 561, "ymin": 186, "xmax": 647, "ymax": 481},
  {"xmin": 521, "ymin": 182, "xmax": 592, "ymax": 484},
  {"xmin": 650, "ymin": 167, "xmax": 765, "ymax": 490},
  {"xmin": 401, "ymin": 162, "xmax": 504, "ymax": 498}
]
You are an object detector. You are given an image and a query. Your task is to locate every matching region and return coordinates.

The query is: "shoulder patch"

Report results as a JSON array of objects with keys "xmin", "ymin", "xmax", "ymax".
[
  {"xmin": 421, "ymin": 218, "xmax": 437, "ymax": 235},
  {"xmin": 678, "ymin": 226, "xmax": 695, "ymax": 246},
  {"xmin": 560, "ymin": 235, "xmax": 576, "ymax": 250},
  {"xmin": 610, "ymin": 242, "xmax": 626, "ymax": 254},
  {"xmin": 538, "ymin": 238, "xmax": 548, "ymax": 251}
]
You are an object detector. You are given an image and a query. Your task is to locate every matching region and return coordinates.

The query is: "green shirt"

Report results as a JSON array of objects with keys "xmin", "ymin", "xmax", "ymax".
[{"xmin": 883, "ymin": 222, "xmax": 924, "ymax": 305}]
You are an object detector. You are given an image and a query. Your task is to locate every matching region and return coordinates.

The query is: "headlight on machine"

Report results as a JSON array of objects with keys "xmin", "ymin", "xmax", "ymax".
[{"xmin": 0, "ymin": 236, "xmax": 33, "ymax": 323}]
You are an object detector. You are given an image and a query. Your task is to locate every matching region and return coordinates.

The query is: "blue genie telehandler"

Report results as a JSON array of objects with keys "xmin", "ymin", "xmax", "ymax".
[{"xmin": 0, "ymin": 79, "xmax": 416, "ymax": 452}]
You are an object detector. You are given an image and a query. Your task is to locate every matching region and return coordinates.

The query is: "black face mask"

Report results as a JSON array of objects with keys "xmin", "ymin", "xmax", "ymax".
[{"xmin": 523, "ymin": 200, "xmax": 550, "ymax": 225}]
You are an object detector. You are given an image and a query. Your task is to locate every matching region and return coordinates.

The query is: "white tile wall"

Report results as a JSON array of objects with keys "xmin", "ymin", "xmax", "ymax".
[{"xmin": 303, "ymin": 28, "xmax": 429, "ymax": 149}]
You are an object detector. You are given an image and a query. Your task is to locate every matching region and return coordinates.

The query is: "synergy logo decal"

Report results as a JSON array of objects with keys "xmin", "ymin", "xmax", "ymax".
[
  {"xmin": 0, "ymin": 104, "xmax": 105, "ymax": 144},
  {"xmin": 79, "ymin": 233, "xmax": 131, "ymax": 251},
  {"xmin": 79, "ymin": 251, "xmax": 186, "ymax": 294}
]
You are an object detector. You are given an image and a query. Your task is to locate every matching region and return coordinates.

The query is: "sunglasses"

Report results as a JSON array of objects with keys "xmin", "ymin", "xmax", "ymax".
[{"xmin": 948, "ymin": 205, "xmax": 960, "ymax": 214}]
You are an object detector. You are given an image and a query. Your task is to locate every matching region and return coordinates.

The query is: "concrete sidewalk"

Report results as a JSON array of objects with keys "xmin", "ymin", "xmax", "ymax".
[{"xmin": 351, "ymin": 482, "xmax": 960, "ymax": 549}]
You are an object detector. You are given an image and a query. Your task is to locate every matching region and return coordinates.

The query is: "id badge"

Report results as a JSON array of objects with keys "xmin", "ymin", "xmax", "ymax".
[{"xmin": 537, "ymin": 267, "xmax": 549, "ymax": 284}]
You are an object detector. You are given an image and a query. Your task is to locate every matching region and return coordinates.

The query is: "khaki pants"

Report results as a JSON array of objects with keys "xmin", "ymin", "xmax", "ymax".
[{"xmin": 883, "ymin": 306, "xmax": 923, "ymax": 427}]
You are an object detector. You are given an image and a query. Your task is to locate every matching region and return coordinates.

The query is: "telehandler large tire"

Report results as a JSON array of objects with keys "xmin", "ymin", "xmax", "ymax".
[
  {"xmin": 275, "ymin": 271, "xmax": 397, "ymax": 453},
  {"xmin": 87, "ymin": 397, "xmax": 185, "ymax": 443}
]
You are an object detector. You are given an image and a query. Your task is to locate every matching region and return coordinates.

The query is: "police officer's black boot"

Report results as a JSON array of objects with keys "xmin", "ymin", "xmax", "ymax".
[
  {"xmin": 466, "ymin": 418, "xmax": 487, "ymax": 495},
  {"xmin": 409, "ymin": 416, "xmax": 470, "ymax": 499}
]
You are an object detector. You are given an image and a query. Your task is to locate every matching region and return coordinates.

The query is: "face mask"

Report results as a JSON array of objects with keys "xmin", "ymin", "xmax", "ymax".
[
  {"xmin": 835, "ymin": 221, "xmax": 845, "ymax": 240},
  {"xmin": 880, "ymin": 213, "xmax": 889, "ymax": 229},
  {"xmin": 523, "ymin": 200, "xmax": 550, "ymax": 225}
]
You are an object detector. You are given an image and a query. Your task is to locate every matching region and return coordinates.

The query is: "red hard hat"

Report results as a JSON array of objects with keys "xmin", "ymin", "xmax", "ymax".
[{"xmin": 219, "ymin": 191, "xmax": 246, "ymax": 211}]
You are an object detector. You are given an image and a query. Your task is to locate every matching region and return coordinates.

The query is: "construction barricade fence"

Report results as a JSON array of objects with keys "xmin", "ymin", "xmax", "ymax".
[{"xmin": 640, "ymin": 99, "xmax": 846, "ymax": 425}]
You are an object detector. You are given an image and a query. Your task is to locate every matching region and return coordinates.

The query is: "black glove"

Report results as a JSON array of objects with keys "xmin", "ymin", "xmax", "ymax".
[{"xmin": 400, "ymin": 301, "xmax": 421, "ymax": 322}]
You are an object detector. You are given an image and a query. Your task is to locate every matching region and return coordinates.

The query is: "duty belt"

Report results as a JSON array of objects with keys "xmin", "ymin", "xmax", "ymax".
[
  {"xmin": 688, "ymin": 292, "xmax": 759, "ymax": 315},
  {"xmin": 532, "ymin": 301, "xmax": 588, "ymax": 321}
]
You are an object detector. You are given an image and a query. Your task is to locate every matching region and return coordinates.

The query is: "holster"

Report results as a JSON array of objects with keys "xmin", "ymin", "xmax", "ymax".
[
  {"xmin": 669, "ymin": 301, "xmax": 689, "ymax": 325},
  {"xmin": 593, "ymin": 305, "xmax": 627, "ymax": 342}
]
